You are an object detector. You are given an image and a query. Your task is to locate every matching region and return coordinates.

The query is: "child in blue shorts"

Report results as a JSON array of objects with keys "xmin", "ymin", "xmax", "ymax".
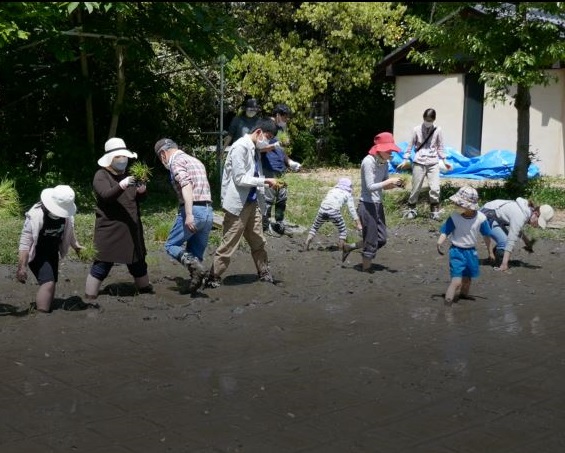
[{"xmin": 436, "ymin": 186, "xmax": 496, "ymax": 306}]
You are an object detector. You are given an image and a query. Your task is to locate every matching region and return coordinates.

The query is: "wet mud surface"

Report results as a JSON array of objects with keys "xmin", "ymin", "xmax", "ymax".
[{"xmin": 1, "ymin": 223, "xmax": 565, "ymax": 452}]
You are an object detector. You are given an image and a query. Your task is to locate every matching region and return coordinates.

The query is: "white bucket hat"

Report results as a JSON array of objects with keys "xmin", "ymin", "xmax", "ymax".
[
  {"xmin": 98, "ymin": 137, "xmax": 137, "ymax": 167},
  {"xmin": 40, "ymin": 185, "xmax": 77, "ymax": 218},
  {"xmin": 537, "ymin": 204, "xmax": 554, "ymax": 229},
  {"xmin": 449, "ymin": 186, "xmax": 480, "ymax": 211}
]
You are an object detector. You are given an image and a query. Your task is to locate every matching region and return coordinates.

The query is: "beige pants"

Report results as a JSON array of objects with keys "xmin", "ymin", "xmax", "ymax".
[
  {"xmin": 408, "ymin": 162, "xmax": 441, "ymax": 207},
  {"xmin": 210, "ymin": 201, "xmax": 269, "ymax": 277}
]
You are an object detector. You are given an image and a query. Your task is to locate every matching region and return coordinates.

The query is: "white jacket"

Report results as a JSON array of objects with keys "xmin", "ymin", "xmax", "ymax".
[
  {"xmin": 220, "ymin": 134, "xmax": 267, "ymax": 216},
  {"xmin": 19, "ymin": 202, "xmax": 79, "ymax": 262},
  {"xmin": 481, "ymin": 197, "xmax": 532, "ymax": 253}
]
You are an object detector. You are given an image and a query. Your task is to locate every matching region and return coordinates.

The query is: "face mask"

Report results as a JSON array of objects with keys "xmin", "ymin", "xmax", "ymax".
[
  {"xmin": 423, "ymin": 121, "xmax": 434, "ymax": 128},
  {"xmin": 111, "ymin": 157, "xmax": 128, "ymax": 172},
  {"xmin": 246, "ymin": 109, "xmax": 257, "ymax": 118},
  {"xmin": 47, "ymin": 212, "xmax": 60, "ymax": 220},
  {"xmin": 256, "ymin": 133, "xmax": 270, "ymax": 149},
  {"xmin": 277, "ymin": 121, "xmax": 287, "ymax": 129}
]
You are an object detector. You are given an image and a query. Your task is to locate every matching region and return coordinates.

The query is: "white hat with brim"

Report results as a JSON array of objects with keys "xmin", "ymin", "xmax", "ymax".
[
  {"xmin": 41, "ymin": 185, "xmax": 77, "ymax": 218},
  {"xmin": 98, "ymin": 137, "xmax": 137, "ymax": 167},
  {"xmin": 538, "ymin": 204, "xmax": 554, "ymax": 229},
  {"xmin": 449, "ymin": 186, "xmax": 480, "ymax": 211}
]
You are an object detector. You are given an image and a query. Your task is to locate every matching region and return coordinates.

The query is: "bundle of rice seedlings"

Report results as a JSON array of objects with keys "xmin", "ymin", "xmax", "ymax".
[
  {"xmin": 0, "ymin": 178, "xmax": 21, "ymax": 218},
  {"xmin": 129, "ymin": 161, "xmax": 153, "ymax": 184}
]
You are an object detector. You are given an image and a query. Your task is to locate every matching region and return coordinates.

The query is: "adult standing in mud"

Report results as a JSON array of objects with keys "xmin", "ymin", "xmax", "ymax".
[{"xmin": 84, "ymin": 138, "xmax": 152, "ymax": 300}]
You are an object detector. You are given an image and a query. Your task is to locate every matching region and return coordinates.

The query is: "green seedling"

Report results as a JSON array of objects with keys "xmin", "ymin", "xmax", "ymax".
[{"xmin": 129, "ymin": 161, "xmax": 153, "ymax": 184}]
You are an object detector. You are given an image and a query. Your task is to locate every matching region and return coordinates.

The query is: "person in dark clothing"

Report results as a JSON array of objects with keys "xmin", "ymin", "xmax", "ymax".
[
  {"xmin": 84, "ymin": 137, "xmax": 152, "ymax": 300},
  {"xmin": 223, "ymin": 98, "xmax": 262, "ymax": 148},
  {"xmin": 260, "ymin": 103, "xmax": 301, "ymax": 235}
]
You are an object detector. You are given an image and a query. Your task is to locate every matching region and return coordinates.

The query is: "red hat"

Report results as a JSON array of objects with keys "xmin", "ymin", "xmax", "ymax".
[{"xmin": 368, "ymin": 132, "xmax": 400, "ymax": 155}]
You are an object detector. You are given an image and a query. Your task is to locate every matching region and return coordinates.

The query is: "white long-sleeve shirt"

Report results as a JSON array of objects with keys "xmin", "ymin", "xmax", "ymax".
[
  {"xmin": 481, "ymin": 197, "xmax": 532, "ymax": 253},
  {"xmin": 18, "ymin": 202, "xmax": 78, "ymax": 262},
  {"xmin": 320, "ymin": 187, "xmax": 359, "ymax": 221},
  {"xmin": 220, "ymin": 134, "xmax": 267, "ymax": 216}
]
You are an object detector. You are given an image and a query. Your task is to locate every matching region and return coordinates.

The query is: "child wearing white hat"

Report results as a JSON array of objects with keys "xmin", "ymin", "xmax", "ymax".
[
  {"xmin": 16, "ymin": 185, "xmax": 84, "ymax": 313},
  {"xmin": 437, "ymin": 186, "xmax": 496, "ymax": 306}
]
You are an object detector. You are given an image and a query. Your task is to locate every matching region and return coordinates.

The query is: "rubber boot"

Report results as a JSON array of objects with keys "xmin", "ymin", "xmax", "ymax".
[
  {"xmin": 362, "ymin": 257, "xmax": 373, "ymax": 272},
  {"xmin": 430, "ymin": 204, "xmax": 441, "ymax": 221},
  {"xmin": 85, "ymin": 274, "xmax": 102, "ymax": 300}
]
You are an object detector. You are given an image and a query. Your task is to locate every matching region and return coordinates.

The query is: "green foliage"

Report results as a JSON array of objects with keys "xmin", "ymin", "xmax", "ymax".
[
  {"xmin": 291, "ymin": 131, "xmax": 318, "ymax": 168},
  {"xmin": 0, "ymin": 178, "xmax": 21, "ymax": 218},
  {"xmin": 1, "ymin": 170, "xmax": 565, "ymax": 265},
  {"xmin": 227, "ymin": 2, "xmax": 407, "ymax": 133},
  {"xmin": 405, "ymin": 3, "xmax": 565, "ymax": 184},
  {"xmin": 129, "ymin": 161, "xmax": 153, "ymax": 184}
]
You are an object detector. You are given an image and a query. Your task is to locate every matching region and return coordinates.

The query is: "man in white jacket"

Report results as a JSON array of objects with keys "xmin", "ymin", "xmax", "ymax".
[
  {"xmin": 480, "ymin": 198, "xmax": 554, "ymax": 271},
  {"xmin": 205, "ymin": 118, "xmax": 279, "ymax": 288}
]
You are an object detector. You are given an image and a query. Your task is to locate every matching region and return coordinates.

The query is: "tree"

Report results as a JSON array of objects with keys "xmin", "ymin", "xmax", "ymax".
[
  {"xmin": 0, "ymin": 2, "xmax": 243, "ymax": 192},
  {"xmin": 225, "ymin": 2, "xmax": 407, "ymax": 159},
  {"xmin": 406, "ymin": 2, "xmax": 565, "ymax": 186}
]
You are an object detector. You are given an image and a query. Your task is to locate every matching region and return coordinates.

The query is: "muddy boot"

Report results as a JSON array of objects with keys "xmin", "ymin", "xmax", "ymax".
[
  {"xmin": 362, "ymin": 257, "xmax": 373, "ymax": 272},
  {"xmin": 181, "ymin": 253, "xmax": 205, "ymax": 294},
  {"xmin": 403, "ymin": 204, "xmax": 418, "ymax": 219},
  {"xmin": 430, "ymin": 204, "xmax": 442, "ymax": 221}
]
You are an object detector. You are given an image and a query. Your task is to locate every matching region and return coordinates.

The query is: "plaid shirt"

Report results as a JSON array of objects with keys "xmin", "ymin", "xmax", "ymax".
[{"xmin": 168, "ymin": 150, "xmax": 211, "ymax": 204}]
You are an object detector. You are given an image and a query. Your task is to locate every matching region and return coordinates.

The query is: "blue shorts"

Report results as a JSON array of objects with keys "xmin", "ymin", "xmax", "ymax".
[{"xmin": 449, "ymin": 246, "xmax": 479, "ymax": 279}]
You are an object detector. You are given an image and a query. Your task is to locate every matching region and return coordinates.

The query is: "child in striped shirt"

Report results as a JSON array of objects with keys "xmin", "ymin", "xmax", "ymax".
[{"xmin": 304, "ymin": 178, "xmax": 362, "ymax": 252}]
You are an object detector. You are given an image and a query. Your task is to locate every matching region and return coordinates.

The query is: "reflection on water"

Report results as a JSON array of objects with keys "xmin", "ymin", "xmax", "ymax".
[
  {"xmin": 409, "ymin": 306, "xmax": 439, "ymax": 323},
  {"xmin": 487, "ymin": 305, "xmax": 545, "ymax": 337},
  {"xmin": 530, "ymin": 315, "xmax": 544, "ymax": 336}
]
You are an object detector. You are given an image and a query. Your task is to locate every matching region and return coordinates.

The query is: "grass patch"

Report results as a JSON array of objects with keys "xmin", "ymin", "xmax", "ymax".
[{"xmin": 1, "ymin": 170, "xmax": 564, "ymax": 265}]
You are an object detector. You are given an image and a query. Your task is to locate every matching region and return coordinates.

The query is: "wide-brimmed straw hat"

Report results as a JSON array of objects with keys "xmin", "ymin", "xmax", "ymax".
[
  {"xmin": 538, "ymin": 204, "xmax": 554, "ymax": 229},
  {"xmin": 449, "ymin": 186, "xmax": 479, "ymax": 211},
  {"xmin": 40, "ymin": 185, "xmax": 77, "ymax": 218},
  {"xmin": 98, "ymin": 137, "xmax": 137, "ymax": 167}
]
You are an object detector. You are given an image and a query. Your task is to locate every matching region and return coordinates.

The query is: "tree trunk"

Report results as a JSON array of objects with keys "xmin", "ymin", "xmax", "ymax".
[
  {"xmin": 512, "ymin": 83, "xmax": 531, "ymax": 187},
  {"xmin": 76, "ymin": 8, "xmax": 95, "ymax": 157},
  {"xmin": 108, "ymin": 43, "xmax": 126, "ymax": 138}
]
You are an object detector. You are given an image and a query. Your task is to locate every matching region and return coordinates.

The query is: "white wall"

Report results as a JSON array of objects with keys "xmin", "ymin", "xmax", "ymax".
[
  {"xmin": 393, "ymin": 70, "xmax": 565, "ymax": 176},
  {"xmin": 393, "ymin": 74, "xmax": 465, "ymax": 153},
  {"xmin": 481, "ymin": 70, "xmax": 565, "ymax": 176}
]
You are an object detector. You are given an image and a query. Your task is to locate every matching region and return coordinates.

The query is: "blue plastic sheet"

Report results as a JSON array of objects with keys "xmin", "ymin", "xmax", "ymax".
[{"xmin": 389, "ymin": 143, "xmax": 541, "ymax": 180}]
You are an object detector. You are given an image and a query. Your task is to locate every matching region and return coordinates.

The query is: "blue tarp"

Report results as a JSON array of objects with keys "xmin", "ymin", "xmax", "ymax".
[{"xmin": 389, "ymin": 142, "xmax": 541, "ymax": 180}]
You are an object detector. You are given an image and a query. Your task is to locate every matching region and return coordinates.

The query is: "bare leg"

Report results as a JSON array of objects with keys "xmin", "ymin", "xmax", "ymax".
[
  {"xmin": 134, "ymin": 275, "xmax": 154, "ymax": 293},
  {"xmin": 85, "ymin": 274, "xmax": 102, "ymax": 300},
  {"xmin": 445, "ymin": 277, "xmax": 462, "ymax": 306},
  {"xmin": 36, "ymin": 281, "xmax": 56, "ymax": 313}
]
